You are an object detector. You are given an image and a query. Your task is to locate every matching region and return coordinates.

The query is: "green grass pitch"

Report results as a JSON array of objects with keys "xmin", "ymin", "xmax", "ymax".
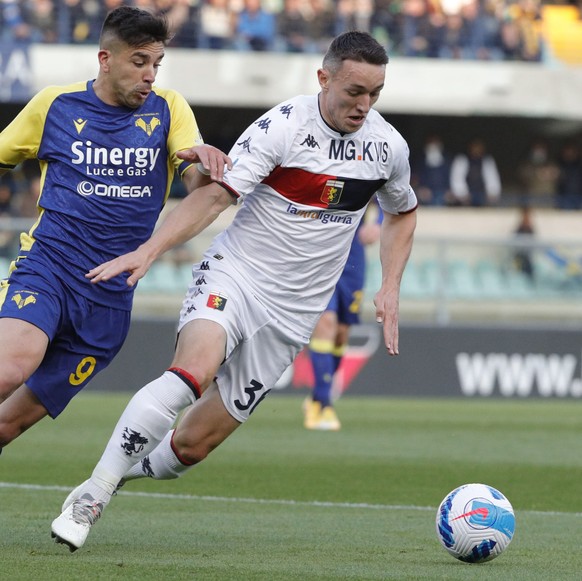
[{"xmin": 0, "ymin": 392, "xmax": 580, "ymax": 580}]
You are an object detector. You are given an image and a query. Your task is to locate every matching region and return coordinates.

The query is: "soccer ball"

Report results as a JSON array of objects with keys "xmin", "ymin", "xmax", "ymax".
[{"xmin": 435, "ymin": 483, "xmax": 515, "ymax": 563}]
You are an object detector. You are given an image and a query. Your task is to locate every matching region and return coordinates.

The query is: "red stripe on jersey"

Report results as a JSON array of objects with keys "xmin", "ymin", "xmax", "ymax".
[{"xmin": 262, "ymin": 165, "xmax": 337, "ymax": 208}]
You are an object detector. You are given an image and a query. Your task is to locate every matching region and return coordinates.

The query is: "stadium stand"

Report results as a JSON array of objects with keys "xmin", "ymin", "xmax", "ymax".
[{"xmin": 1, "ymin": 0, "xmax": 581, "ymax": 325}]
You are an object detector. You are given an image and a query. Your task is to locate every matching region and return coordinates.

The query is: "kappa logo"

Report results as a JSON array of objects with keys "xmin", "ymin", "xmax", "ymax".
[
  {"xmin": 254, "ymin": 118, "xmax": 271, "ymax": 134},
  {"xmin": 12, "ymin": 292, "xmax": 37, "ymax": 309},
  {"xmin": 237, "ymin": 136, "xmax": 252, "ymax": 153},
  {"xmin": 279, "ymin": 104, "xmax": 293, "ymax": 118},
  {"xmin": 135, "ymin": 116, "xmax": 161, "ymax": 136},
  {"xmin": 320, "ymin": 179, "xmax": 345, "ymax": 205},
  {"xmin": 300, "ymin": 134, "xmax": 320, "ymax": 149}
]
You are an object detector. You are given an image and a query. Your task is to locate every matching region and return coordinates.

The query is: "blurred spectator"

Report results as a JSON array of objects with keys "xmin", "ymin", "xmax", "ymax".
[
  {"xmin": 335, "ymin": 0, "xmax": 374, "ymax": 35},
  {"xmin": 0, "ymin": 173, "xmax": 18, "ymax": 258},
  {"xmin": 412, "ymin": 133, "xmax": 453, "ymax": 206},
  {"xmin": 503, "ymin": 0, "xmax": 543, "ymax": 62},
  {"xmin": 1, "ymin": 0, "xmax": 33, "ymax": 42},
  {"xmin": 12, "ymin": 174, "xmax": 41, "ymax": 218},
  {"xmin": 278, "ymin": 0, "xmax": 310, "ymax": 52},
  {"xmin": 155, "ymin": 0, "xmax": 199, "ymax": 48},
  {"xmin": 200, "ymin": 0, "xmax": 236, "ymax": 49},
  {"xmin": 400, "ymin": 0, "xmax": 435, "ymax": 57},
  {"xmin": 459, "ymin": 0, "xmax": 493, "ymax": 60},
  {"xmin": 24, "ymin": 0, "xmax": 58, "ymax": 43},
  {"xmin": 370, "ymin": 0, "xmax": 402, "ymax": 54},
  {"xmin": 235, "ymin": 0, "xmax": 277, "ymax": 51},
  {"xmin": 516, "ymin": 138, "xmax": 559, "ymax": 207},
  {"xmin": 439, "ymin": 11, "xmax": 467, "ymax": 59},
  {"xmin": 555, "ymin": 140, "xmax": 582, "ymax": 210},
  {"xmin": 512, "ymin": 204, "xmax": 536, "ymax": 280},
  {"xmin": 450, "ymin": 138, "xmax": 502, "ymax": 206},
  {"xmin": 63, "ymin": 0, "xmax": 125, "ymax": 45},
  {"xmin": 0, "ymin": 173, "xmax": 14, "ymax": 213},
  {"xmin": 438, "ymin": 0, "xmax": 499, "ymax": 60},
  {"xmin": 56, "ymin": 0, "xmax": 103, "ymax": 44},
  {"xmin": 305, "ymin": 0, "xmax": 335, "ymax": 53}
]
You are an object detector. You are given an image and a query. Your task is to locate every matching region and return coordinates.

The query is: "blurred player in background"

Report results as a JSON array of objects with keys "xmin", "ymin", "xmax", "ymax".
[
  {"xmin": 51, "ymin": 30, "xmax": 417, "ymax": 551},
  {"xmin": 0, "ymin": 6, "xmax": 230, "ymax": 455},
  {"xmin": 303, "ymin": 204, "xmax": 381, "ymax": 431}
]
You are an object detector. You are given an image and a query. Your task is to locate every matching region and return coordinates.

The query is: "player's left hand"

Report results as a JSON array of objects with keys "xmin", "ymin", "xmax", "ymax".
[
  {"xmin": 373, "ymin": 290, "xmax": 400, "ymax": 356},
  {"xmin": 177, "ymin": 144, "xmax": 232, "ymax": 182}
]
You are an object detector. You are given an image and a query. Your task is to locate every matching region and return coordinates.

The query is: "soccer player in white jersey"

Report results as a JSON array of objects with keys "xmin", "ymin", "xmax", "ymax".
[
  {"xmin": 51, "ymin": 30, "xmax": 418, "ymax": 551},
  {"xmin": 0, "ymin": 6, "xmax": 230, "ymax": 456}
]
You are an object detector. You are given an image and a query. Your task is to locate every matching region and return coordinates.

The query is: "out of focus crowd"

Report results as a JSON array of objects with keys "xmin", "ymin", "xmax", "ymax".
[{"xmin": 1, "ymin": 0, "xmax": 581, "ymax": 61}]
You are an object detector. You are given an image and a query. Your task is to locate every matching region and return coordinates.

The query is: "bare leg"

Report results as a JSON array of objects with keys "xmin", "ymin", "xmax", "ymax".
[
  {"xmin": 0, "ymin": 318, "xmax": 49, "ymax": 448},
  {"xmin": 0, "ymin": 386, "xmax": 49, "ymax": 447}
]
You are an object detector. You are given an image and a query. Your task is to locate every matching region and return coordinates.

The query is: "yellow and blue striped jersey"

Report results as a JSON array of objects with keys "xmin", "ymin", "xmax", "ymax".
[{"xmin": 0, "ymin": 80, "xmax": 202, "ymax": 309}]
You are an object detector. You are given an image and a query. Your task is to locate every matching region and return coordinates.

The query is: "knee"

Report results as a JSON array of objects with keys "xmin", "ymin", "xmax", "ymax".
[
  {"xmin": 0, "ymin": 364, "xmax": 29, "ymax": 402},
  {"xmin": 0, "ymin": 419, "xmax": 22, "ymax": 448},
  {"xmin": 171, "ymin": 430, "xmax": 218, "ymax": 465}
]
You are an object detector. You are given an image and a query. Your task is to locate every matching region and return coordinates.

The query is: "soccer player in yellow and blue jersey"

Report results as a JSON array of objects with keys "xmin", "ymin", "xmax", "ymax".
[
  {"xmin": 303, "ymin": 204, "xmax": 382, "ymax": 431},
  {"xmin": 0, "ymin": 6, "xmax": 230, "ymax": 453}
]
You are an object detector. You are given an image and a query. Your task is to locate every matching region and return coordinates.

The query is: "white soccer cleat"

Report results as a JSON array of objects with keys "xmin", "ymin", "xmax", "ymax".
[
  {"xmin": 51, "ymin": 493, "xmax": 104, "ymax": 552},
  {"xmin": 61, "ymin": 480, "xmax": 90, "ymax": 513}
]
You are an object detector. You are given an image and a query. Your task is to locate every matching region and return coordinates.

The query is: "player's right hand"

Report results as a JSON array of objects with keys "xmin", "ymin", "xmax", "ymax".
[{"xmin": 86, "ymin": 248, "xmax": 154, "ymax": 287}]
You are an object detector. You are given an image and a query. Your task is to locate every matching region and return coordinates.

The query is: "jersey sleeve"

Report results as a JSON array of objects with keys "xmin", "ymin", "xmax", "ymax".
[
  {"xmin": 376, "ymin": 130, "xmax": 418, "ymax": 215},
  {"xmin": 0, "ymin": 86, "xmax": 61, "ymax": 170},
  {"xmin": 221, "ymin": 102, "xmax": 294, "ymax": 202},
  {"xmin": 162, "ymin": 89, "xmax": 204, "ymax": 177}
]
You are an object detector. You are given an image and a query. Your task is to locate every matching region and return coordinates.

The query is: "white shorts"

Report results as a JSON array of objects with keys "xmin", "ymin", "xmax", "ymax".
[{"xmin": 178, "ymin": 256, "xmax": 305, "ymax": 422}]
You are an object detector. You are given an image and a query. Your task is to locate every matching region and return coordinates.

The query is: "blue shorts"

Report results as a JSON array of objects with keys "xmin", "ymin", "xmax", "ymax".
[
  {"xmin": 0, "ymin": 260, "xmax": 130, "ymax": 418},
  {"xmin": 327, "ymin": 237, "xmax": 366, "ymax": 326}
]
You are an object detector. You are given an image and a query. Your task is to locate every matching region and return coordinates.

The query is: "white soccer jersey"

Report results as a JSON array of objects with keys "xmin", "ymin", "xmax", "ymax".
[{"xmin": 209, "ymin": 94, "xmax": 417, "ymax": 342}]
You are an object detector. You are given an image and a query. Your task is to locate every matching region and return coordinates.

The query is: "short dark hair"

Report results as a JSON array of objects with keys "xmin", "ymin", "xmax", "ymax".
[
  {"xmin": 323, "ymin": 31, "xmax": 389, "ymax": 73},
  {"xmin": 100, "ymin": 6, "xmax": 172, "ymax": 48}
]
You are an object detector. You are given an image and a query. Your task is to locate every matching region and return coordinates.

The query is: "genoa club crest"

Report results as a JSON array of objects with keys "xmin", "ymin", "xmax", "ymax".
[
  {"xmin": 207, "ymin": 292, "xmax": 227, "ymax": 311},
  {"xmin": 320, "ymin": 179, "xmax": 345, "ymax": 205}
]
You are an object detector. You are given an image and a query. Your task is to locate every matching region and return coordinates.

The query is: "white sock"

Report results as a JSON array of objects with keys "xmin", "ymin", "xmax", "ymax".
[
  {"xmin": 88, "ymin": 370, "xmax": 199, "ymax": 498},
  {"xmin": 123, "ymin": 430, "xmax": 197, "ymax": 482}
]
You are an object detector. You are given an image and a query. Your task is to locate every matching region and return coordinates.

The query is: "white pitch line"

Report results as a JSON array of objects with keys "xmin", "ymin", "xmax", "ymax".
[{"xmin": 1, "ymin": 481, "xmax": 581, "ymax": 518}]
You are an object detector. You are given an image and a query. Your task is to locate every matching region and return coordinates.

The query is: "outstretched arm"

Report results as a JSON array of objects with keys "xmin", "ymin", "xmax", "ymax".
[
  {"xmin": 87, "ymin": 181, "xmax": 235, "ymax": 286},
  {"xmin": 373, "ymin": 209, "xmax": 417, "ymax": 355}
]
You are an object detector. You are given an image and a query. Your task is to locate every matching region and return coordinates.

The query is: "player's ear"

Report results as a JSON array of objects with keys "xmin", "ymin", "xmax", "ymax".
[
  {"xmin": 98, "ymin": 49, "xmax": 112, "ymax": 72},
  {"xmin": 317, "ymin": 68, "xmax": 330, "ymax": 92}
]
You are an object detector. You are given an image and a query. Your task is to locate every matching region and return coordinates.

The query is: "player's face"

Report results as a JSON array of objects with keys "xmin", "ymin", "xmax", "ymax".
[
  {"xmin": 317, "ymin": 60, "xmax": 385, "ymax": 134},
  {"xmin": 96, "ymin": 41, "xmax": 165, "ymax": 109}
]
